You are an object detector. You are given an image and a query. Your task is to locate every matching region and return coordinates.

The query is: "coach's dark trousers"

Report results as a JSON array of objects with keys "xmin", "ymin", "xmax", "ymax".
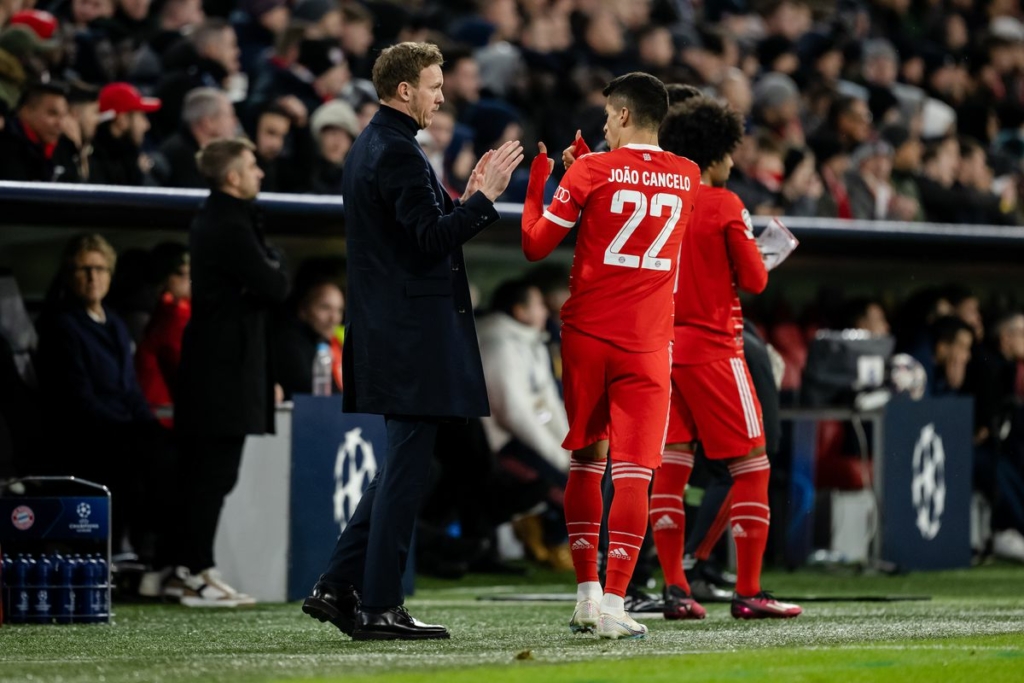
[{"xmin": 324, "ymin": 416, "xmax": 438, "ymax": 610}]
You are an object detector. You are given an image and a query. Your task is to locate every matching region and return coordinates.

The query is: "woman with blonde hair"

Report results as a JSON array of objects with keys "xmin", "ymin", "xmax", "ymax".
[{"xmin": 35, "ymin": 233, "xmax": 175, "ymax": 565}]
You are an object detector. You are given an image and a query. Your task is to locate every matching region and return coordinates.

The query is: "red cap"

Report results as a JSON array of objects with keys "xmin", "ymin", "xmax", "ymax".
[
  {"xmin": 98, "ymin": 83, "xmax": 162, "ymax": 116},
  {"xmin": 8, "ymin": 10, "xmax": 59, "ymax": 40}
]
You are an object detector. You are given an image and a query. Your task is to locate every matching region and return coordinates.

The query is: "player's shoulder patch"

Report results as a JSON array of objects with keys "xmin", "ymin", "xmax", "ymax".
[
  {"xmin": 718, "ymin": 189, "xmax": 755, "ymax": 237},
  {"xmin": 740, "ymin": 207, "xmax": 755, "ymax": 239}
]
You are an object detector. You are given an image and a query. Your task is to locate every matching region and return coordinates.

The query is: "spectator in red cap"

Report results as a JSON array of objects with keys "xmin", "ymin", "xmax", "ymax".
[
  {"xmin": 0, "ymin": 80, "xmax": 81, "ymax": 182},
  {"xmin": 0, "ymin": 9, "xmax": 61, "ymax": 84},
  {"xmin": 3, "ymin": 10, "xmax": 65, "ymax": 87},
  {"xmin": 89, "ymin": 82, "xmax": 161, "ymax": 185},
  {"xmin": 8, "ymin": 10, "xmax": 60, "ymax": 41}
]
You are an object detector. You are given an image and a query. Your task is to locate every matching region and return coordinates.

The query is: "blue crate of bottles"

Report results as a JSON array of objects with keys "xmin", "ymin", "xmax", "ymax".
[{"xmin": 1, "ymin": 551, "xmax": 110, "ymax": 624}]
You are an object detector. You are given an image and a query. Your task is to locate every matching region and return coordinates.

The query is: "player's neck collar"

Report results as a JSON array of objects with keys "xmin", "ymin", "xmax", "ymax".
[{"xmin": 622, "ymin": 143, "xmax": 662, "ymax": 152}]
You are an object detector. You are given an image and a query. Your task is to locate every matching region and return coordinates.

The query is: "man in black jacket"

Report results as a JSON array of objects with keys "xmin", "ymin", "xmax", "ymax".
[
  {"xmin": 163, "ymin": 137, "xmax": 287, "ymax": 606},
  {"xmin": 0, "ymin": 81, "xmax": 81, "ymax": 182},
  {"xmin": 301, "ymin": 42, "xmax": 523, "ymax": 640},
  {"xmin": 153, "ymin": 87, "xmax": 238, "ymax": 188},
  {"xmin": 90, "ymin": 83, "xmax": 161, "ymax": 186}
]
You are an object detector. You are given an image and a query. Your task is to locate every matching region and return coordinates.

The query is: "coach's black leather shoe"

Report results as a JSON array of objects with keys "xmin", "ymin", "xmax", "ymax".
[
  {"xmin": 302, "ymin": 575, "xmax": 360, "ymax": 636},
  {"xmin": 351, "ymin": 606, "xmax": 450, "ymax": 640}
]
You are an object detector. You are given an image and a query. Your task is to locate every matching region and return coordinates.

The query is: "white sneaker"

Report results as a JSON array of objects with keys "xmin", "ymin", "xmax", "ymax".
[
  {"xmin": 163, "ymin": 566, "xmax": 243, "ymax": 607},
  {"xmin": 199, "ymin": 568, "xmax": 257, "ymax": 606},
  {"xmin": 138, "ymin": 567, "xmax": 173, "ymax": 598},
  {"xmin": 993, "ymin": 529, "xmax": 1024, "ymax": 563},
  {"xmin": 596, "ymin": 611, "xmax": 648, "ymax": 640},
  {"xmin": 569, "ymin": 598, "xmax": 599, "ymax": 633}
]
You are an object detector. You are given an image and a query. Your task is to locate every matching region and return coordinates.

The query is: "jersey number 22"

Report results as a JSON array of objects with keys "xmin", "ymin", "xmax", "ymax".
[{"xmin": 604, "ymin": 189, "xmax": 683, "ymax": 271}]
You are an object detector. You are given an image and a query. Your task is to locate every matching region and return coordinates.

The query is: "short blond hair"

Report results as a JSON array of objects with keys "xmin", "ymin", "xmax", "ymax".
[
  {"xmin": 63, "ymin": 233, "xmax": 117, "ymax": 274},
  {"xmin": 195, "ymin": 137, "xmax": 256, "ymax": 189},
  {"xmin": 371, "ymin": 42, "xmax": 443, "ymax": 101}
]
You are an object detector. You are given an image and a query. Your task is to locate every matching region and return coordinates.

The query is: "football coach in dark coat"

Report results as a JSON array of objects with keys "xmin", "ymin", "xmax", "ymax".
[
  {"xmin": 302, "ymin": 42, "xmax": 523, "ymax": 640},
  {"xmin": 170, "ymin": 138, "xmax": 288, "ymax": 602}
]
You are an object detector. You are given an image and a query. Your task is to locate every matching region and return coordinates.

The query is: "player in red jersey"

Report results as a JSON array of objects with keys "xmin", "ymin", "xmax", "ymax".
[
  {"xmin": 522, "ymin": 73, "xmax": 701, "ymax": 639},
  {"xmin": 652, "ymin": 98, "xmax": 801, "ymax": 619}
]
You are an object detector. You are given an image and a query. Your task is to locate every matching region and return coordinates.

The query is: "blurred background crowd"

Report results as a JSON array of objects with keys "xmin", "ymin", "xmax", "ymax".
[
  {"xmin": 2, "ymin": 0, "xmax": 1024, "ymax": 594},
  {"xmin": 1, "ymin": 0, "xmax": 1024, "ymax": 222}
]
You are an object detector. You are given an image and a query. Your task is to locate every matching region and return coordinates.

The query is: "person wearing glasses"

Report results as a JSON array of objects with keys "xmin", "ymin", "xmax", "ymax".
[{"xmin": 35, "ymin": 233, "xmax": 176, "ymax": 565}]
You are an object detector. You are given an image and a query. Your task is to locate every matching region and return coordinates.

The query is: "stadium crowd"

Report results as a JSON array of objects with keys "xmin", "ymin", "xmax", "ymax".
[
  {"xmin": 0, "ymin": 0, "xmax": 1023, "ymax": 221},
  {"xmin": 2, "ymin": 0, "xmax": 1024, "ymax": 605}
]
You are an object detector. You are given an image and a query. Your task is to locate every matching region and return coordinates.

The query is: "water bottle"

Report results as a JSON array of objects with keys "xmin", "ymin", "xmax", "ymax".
[
  {"xmin": 32, "ymin": 554, "xmax": 53, "ymax": 622},
  {"xmin": 312, "ymin": 342, "xmax": 333, "ymax": 396},
  {"xmin": 54, "ymin": 553, "xmax": 76, "ymax": 624},
  {"xmin": 11, "ymin": 555, "xmax": 32, "ymax": 623},
  {"xmin": 74, "ymin": 554, "xmax": 92, "ymax": 623},
  {"xmin": 1, "ymin": 552, "xmax": 10, "ymax": 623},
  {"xmin": 92, "ymin": 555, "xmax": 109, "ymax": 621}
]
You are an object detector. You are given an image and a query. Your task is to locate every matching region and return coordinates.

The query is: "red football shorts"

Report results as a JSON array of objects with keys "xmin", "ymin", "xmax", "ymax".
[
  {"xmin": 667, "ymin": 356, "xmax": 766, "ymax": 459},
  {"xmin": 561, "ymin": 327, "xmax": 671, "ymax": 469}
]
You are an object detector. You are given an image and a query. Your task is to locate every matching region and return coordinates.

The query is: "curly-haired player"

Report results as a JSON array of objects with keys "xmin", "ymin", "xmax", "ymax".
[{"xmin": 654, "ymin": 98, "xmax": 802, "ymax": 620}]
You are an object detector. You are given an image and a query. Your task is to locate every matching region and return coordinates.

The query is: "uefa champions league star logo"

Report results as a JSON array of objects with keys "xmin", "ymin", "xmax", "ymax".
[
  {"xmin": 333, "ymin": 427, "xmax": 377, "ymax": 534},
  {"xmin": 77, "ymin": 503, "xmax": 91, "ymax": 520},
  {"xmin": 911, "ymin": 424, "xmax": 946, "ymax": 541}
]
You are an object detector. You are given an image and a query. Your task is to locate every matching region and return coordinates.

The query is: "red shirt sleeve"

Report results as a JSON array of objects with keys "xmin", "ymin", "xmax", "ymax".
[
  {"xmin": 521, "ymin": 153, "xmax": 590, "ymax": 261},
  {"xmin": 723, "ymin": 194, "xmax": 768, "ymax": 294}
]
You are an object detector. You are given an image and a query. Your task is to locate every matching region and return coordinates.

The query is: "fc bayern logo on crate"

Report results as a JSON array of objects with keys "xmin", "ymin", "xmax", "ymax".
[{"xmin": 11, "ymin": 505, "xmax": 35, "ymax": 530}]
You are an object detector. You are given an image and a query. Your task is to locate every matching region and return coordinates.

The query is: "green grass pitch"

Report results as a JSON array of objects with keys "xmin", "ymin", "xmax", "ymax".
[{"xmin": 1, "ymin": 566, "xmax": 1022, "ymax": 682}]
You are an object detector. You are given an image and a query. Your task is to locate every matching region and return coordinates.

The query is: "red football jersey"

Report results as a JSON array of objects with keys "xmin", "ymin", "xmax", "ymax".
[
  {"xmin": 523, "ymin": 144, "xmax": 700, "ymax": 352},
  {"xmin": 673, "ymin": 185, "xmax": 768, "ymax": 365}
]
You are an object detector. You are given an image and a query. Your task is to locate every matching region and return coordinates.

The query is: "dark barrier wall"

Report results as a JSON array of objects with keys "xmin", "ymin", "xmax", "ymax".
[
  {"xmin": 5, "ymin": 181, "xmax": 1024, "ymax": 252},
  {"xmin": 4, "ymin": 181, "xmax": 1024, "ymax": 308}
]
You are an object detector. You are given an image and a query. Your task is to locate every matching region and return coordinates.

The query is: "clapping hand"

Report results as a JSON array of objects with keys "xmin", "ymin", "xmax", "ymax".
[
  {"xmin": 460, "ymin": 150, "xmax": 492, "ymax": 203},
  {"xmin": 480, "ymin": 140, "xmax": 525, "ymax": 202}
]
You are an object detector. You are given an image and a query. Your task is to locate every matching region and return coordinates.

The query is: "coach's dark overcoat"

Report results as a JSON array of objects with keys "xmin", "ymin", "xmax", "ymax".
[{"xmin": 342, "ymin": 105, "xmax": 499, "ymax": 418}]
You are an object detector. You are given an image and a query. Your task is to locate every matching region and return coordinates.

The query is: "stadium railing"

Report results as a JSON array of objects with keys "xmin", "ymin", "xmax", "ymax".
[{"xmin": 3, "ymin": 182, "xmax": 1024, "ymax": 257}]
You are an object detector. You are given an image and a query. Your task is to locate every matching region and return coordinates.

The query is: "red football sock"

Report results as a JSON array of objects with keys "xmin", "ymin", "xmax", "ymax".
[
  {"xmin": 604, "ymin": 461, "xmax": 653, "ymax": 599},
  {"xmin": 695, "ymin": 490, "xmax": 733, "ymax": 561},
  {"xmin": 564, "ymin": 459, "xmax": 605, "ymax": 585},
  {"xmin": 728, "ymin": 455, "xmax": 771, "ymax": 597},
  {"xmin": 650, "ymin": 450, "xmax": 694, "ymax": 592}
]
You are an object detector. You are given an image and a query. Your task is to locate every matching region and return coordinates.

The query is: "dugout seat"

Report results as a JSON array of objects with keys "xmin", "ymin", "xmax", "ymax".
[{"xmin": 0, "ymin": 271, "xmax": 43, "ymax": 476}]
